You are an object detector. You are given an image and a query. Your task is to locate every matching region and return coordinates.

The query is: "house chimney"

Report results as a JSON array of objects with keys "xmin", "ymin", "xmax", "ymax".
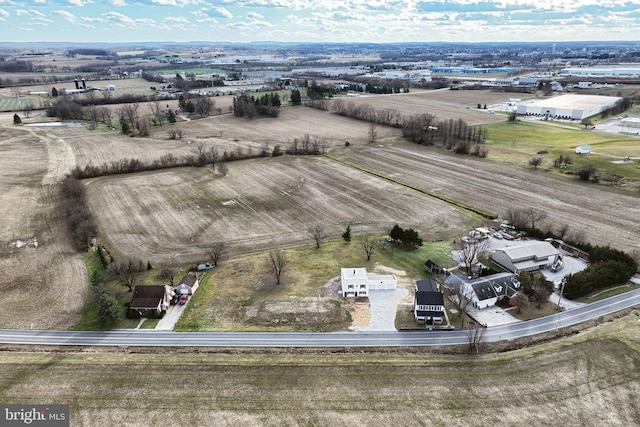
[
  {"xmin": 74, "ymin": 79, "xmax": 79, "ymax": 89},
  {"xmin": 81, "ymin": 79, "xmax": 87, "ymax": 90}
]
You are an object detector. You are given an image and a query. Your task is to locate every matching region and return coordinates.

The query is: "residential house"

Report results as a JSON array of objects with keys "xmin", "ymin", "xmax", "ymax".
[
  {"xmin": 490, "ymin": 241, "xmax": 561, "ymax": 275},
  {"xmin": 340, "ymin": 268, "xmax": 396, "ymax": 297},
  {"xmin": 175, "ymin": 273, "xmax": 201, "ymax": 296},
  {"xmin": 445, "ymin": 272, "xmax": 521, "ymax": 309},
  {"xmin": 413, "ymin": 279, "xmax": 445, "ymax": 324},
  {"xmin": 129, "ymin": 284, "xmax": 173, "ymax": 314}
]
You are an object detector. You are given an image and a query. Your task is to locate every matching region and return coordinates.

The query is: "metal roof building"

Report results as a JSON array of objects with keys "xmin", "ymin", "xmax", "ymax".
[{"xmin": 516, "ymin": 94, "xmax": 621, "ymax": 120}]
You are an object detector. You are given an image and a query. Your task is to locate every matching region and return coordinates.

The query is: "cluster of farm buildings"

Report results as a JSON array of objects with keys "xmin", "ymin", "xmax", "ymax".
[{"xmin": 341, "ymin": 236, "xmax": 576, "ymax": 327}]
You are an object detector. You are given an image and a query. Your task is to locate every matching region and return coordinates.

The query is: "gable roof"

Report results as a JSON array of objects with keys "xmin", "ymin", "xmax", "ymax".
[
  {"xmin": 495, "ymin": 241, "xmax": 559, "ymax": 262},
  {"xmin": 130, "ymin": 285, "xmax": 166, "ymax": 310},
  {"xmin": 416, "ymin": 279, "xmax": 439, "ymax": 292},
  {"xmin": 446, "ymin": 272, "xmax": 521, "ymax": 301},
  {"xmin": 415, "ymin": 290, "xmax": 444, "ymax": 306},
  {"xmin": 178, "ymin": 274, "xmax": 198, "ymax": 288}
]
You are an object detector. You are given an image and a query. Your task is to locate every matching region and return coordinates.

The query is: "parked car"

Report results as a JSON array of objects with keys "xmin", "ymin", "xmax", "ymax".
[
  {"xmin": 171, "ymin": 293, "xmax": 180, "ymax": 305},
  {"xmin": 179, "ymin": 294, "xmax": 189, "ymax": 305}
]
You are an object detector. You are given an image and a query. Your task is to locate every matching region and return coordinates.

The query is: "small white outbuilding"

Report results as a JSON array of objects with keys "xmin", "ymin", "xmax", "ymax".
[{"xmin": 575, "ymin": 145, "xmax": 592, "ymax": 154}]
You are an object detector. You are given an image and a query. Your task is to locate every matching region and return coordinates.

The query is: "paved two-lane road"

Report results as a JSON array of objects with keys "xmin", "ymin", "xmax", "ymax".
[{"xmin": 1, "ymin": 289, "xmax": 638, "ymax": 348}]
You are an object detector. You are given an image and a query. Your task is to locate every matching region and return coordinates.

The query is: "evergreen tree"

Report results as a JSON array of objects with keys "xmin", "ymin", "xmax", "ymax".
[
  {"xmin": 13, "ymin": 114, "xmax": 21, "ymax": 124},
  {"xmin": 98, "ymin": 292, "xmax": 122, "ymax": 327},
  {"xmin": 342, "ymin": 224, "xmax": 352, "ymax": 242},
  {"xmin": 291, "ymin": 89, "xmax": 302, "ymax": 106}
]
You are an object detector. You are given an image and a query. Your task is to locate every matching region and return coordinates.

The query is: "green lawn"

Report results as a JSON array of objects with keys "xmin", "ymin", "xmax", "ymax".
[{"xmin": 485, "ymin": 120, "xmax": 640, "ymax": 186}]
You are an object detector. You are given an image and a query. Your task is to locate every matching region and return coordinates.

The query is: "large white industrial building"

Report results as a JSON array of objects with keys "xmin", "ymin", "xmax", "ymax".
[
  {"xmin": 516, "ymin": 94, "xmax": 621, "ymax": 120},
  {"xmin": 558, "ymin": 67, "xmax": 640, "ymax": 78}
]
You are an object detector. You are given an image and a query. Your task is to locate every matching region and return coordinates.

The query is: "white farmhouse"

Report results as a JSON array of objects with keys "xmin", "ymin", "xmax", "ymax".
[{"xmin": 340, "ymin": 268, "xmax": 396, "ymax": 297}]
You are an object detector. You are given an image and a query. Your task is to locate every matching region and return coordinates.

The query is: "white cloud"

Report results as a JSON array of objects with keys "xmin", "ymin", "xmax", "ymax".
[
  {"xmin": 164, "ymin": 16, "xmax": 190, "ymax": 23},
  {"xmin": 212, "ymin": 6, "xmax": 233, "ymax": 18},
  {"xmin": 67, "ymin": 0, "xmax": 91, "ymax": 6},
  {"xmin": 0, "ymin": 8, "xmax": 7, "ymax": 20},
  {"xmin": 53, "ymin": 9, "xmax": 77, "ymax": 22},
  {"xmin": 246, "ymin": 11, "xmax": 264, "ymax": 20},
  {"xmin": 109, "ymin": 0, "xmax": 126, "ymax": 5}
]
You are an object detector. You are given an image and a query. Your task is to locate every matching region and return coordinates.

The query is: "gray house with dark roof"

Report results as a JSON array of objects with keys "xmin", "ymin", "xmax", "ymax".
[
  {"xmin": 413, "ymin": 279, "xmax": 445, "ymax": 324},
  {"xmin": 445, "ymin": 272, "xmax": 521, "ymax": 309}
]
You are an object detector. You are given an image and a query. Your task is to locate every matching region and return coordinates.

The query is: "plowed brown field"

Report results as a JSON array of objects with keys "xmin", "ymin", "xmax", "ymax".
[
  {"xmin": 329, "ymin": 88, "xmax": 528, "ymax": 125},
  {"xmin": 85, "ymin": 156, "xmax": 470, "ymax": 264},
  {"xmin": 329, "ymin": 142, "xmax": 640, "ymax": 253}
]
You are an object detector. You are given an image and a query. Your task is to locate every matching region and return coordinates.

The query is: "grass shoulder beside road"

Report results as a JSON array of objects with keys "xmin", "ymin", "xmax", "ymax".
[{"xmin": 2, "ymin": 311, "xmax": 639, "ymax": 426}]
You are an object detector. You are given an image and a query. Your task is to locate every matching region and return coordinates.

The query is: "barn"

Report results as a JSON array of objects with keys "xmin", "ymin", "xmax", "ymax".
[{"xmin": 516, "ymin": 94, "xmax": 621, "ymax": 120}]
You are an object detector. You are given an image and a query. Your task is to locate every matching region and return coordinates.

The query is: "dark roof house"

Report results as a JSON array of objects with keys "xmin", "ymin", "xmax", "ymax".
[
  {"xmin": 414, "ymin": 279, "xmax": 445, "ymax": 324},
  {"xmin": 129, "ymin": 285, "xmax": 172, "ymax": 313}
]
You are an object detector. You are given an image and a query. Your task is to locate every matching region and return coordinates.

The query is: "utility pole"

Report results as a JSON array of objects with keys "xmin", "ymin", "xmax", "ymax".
[{"xmin": 556, "ymin": 278, "xmax": 566, "ymax": 311}]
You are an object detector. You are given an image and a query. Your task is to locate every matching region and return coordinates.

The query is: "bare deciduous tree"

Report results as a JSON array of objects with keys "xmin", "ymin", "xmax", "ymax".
[
  {"xmin": 105, "ymin": 258, "xmax": 145, "ymax": 292},
  {"xmin": 528, "ymin": 156, "xmax": 544, "ymax": 169},
  {"xmin": 266, "ymin": 251, "xmax": 289, "ymax": 285},
  {"xmin": 209, "ymin": 146, "xmax": 219, "ymax": 172},
  {"xmin": 150, "ymin": 100, "xmax": 166, "ymax": 126},
  {"xmin": 446, "ymin": 279, "xmax": 473, "ymax": 325},
  {"xmin": 361, "ymin": 234, "xmax": 376, "ymax": 261},
  {"xmin": 118, "ymin": 103, "xmax": 139, "ymax": 133},
  {"xmin": 209, "ymin": 242, "xmax": 227, "ymax": 267},
  {"xmin": 523, "ymin": 207, "xmax": 548, "ymax": 230},
  {"xmin": 216, "ymin": 162, "xmax": 228, "ymax": 176},
  {"xmin": 467, "ymin": 324, "xmax": 486, "ymax": 354},
  {"xmin": 367, "ymin": 123, "xmax": 377, "ymax": 144},
  {"xmin": 308, "ymin": 224, "xmax": 325, "ymax": 249},
  {"xmin": 456, "ymin": 237, "xmax": 490, "ymax": 276},
  {"xmin": 510, "ymin": 291, "xmax": 529, "ymax": 313}
]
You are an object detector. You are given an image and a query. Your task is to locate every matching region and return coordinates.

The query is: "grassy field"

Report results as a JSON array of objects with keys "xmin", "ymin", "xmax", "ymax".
[
  {"xmin": 176, "ymin": 238, "xmax": 454, "ymax": 332},
  {"xmin": 1, "ymin": 311, "xmax": 639, "ymax": 426},
  {"xmin": 485, "ymin": 120, "xmax": 640, "ymax": 184}
]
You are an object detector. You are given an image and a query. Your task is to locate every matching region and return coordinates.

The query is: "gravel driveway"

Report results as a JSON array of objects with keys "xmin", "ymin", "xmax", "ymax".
[{"xmin": 349, "ymin": 289, "xmax": 408, "ymax": 332}]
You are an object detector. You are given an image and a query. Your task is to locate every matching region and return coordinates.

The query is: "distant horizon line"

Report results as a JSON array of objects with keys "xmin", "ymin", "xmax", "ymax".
[{"xmin": 2, "ymin": 40, "xmax": 640, "ymax": 47}]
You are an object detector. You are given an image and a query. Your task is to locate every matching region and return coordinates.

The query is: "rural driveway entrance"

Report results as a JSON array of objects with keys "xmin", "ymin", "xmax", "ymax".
[
  {"xmin": 350, "ymin": 289, "xmax": 408, "ymax": 332},
  {"xmin": 155, "ymin": 303, "xmax": 188, "ymax": 330}
]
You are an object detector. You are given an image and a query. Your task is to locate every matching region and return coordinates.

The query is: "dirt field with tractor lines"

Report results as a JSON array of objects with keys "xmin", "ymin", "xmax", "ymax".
[
  {"xmin": 0, "ymin": 126, "xmax": 86, "ymax": 329},
  {"xmin": 329, "ymin": 142, "xmax": 640, "ymax": 253},
  {"xmin": 333, "ymin": 89, "xmax": 527, "ymax": 125},
  {"xmin": 85, "ymin": 155, "xmax": 470, "ymax": 264}
]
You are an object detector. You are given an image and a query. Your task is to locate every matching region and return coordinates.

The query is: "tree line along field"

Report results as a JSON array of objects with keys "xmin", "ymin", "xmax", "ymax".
[{"xmin": 0, "ymin": 312, "xmax": 639, "ymax": 426}]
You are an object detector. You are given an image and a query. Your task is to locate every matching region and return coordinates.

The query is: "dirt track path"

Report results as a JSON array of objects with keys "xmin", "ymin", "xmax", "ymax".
[{"xmin": 329, "ymin": 143, "xmax": 640, "ymax": 253}]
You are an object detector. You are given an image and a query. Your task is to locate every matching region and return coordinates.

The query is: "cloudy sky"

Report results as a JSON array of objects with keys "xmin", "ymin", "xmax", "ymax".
[{"xmin": 1, "ymin": 0, "xmax": 639, "ymax": 44}]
